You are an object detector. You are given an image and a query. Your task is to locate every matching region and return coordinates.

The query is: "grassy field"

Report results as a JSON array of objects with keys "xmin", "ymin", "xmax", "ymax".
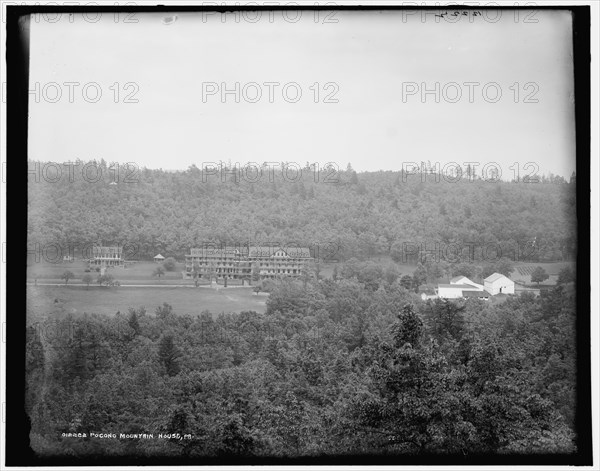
[
  {"xmin": 27, "ymin": 260, "xmax": 188, "ymax": 281},
  {"xmin": 511, "ymin": 261, "xmax": 574, "ymax": 285},
  {"xmin": 26, "ymin": 259, "xmax": 573, "ymax": 323},
  {"xmin": 27, "ymin": 285, "xmax": 267, "ymax": 321},
  {"xmin": 28, "ymin": 258, "xmax": 418, "ymax": 282}
]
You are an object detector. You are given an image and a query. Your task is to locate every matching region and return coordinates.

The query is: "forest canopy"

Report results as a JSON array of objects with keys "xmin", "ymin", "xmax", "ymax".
[
  {"xmin": 27, "ymin": 160, "xmax": 576, "ymax": 264},
  {"xmin": 26, "ymin": 277, "xmax": 577, "ymax": 457}
]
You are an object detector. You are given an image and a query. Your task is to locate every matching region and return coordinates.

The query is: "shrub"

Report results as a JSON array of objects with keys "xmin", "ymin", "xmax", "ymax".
[{"xmin": 163, "ymin": 257, "xmax": 177, "ymax": 271}]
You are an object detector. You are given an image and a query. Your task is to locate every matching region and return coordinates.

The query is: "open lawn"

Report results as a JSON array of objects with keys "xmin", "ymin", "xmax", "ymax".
[
  {"xmin": 27, "ymin": 285, "xmax": 267, "ymax": 321},
  {"xmin": 29, "ymin": 258, "xmax": 420, "ymax": 284},
  {"xmin": 27, "ymin": 260, "xmax": 188, "ymax": 281},
  {"xmin": 28, "ymin": 260, "xmax": 253, "ymax": 286}
]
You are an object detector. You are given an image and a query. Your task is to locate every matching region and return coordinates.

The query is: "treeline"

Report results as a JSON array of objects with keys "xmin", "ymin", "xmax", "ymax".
[
  {"xmin": 27, "ymin": 160, "xmax": 576, "ymax": 263},
  {"xmin": 27, "ymin": 274, "xmax": 577, "ymax": 457}
]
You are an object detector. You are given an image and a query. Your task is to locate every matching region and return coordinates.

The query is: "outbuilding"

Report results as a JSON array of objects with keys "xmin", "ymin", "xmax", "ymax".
[
  {"xmin": 484, "ymin": 272, "xmax": 515, "ymax": 295},
  {"xmin": 450, "ymin": 275, "xmax": 484, "ymax": 291},
  {"xmin": 438, "ymin": 284, "xmax": 477, "ymax": 299}
]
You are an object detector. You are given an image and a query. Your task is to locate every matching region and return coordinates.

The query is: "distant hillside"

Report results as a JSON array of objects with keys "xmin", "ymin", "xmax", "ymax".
[{"xmin": 27, "ymin": 161, "xmax": 577, "ymax": 263}]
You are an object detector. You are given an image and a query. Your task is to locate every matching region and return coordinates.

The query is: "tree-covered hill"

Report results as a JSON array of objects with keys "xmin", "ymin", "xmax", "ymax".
[{"xmin": 28, "ymin": 160, "xmax": 576, "ymax": 263}]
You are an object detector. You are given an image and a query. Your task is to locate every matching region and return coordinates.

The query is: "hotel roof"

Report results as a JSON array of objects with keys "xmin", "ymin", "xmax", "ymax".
[{"xmin": 249, "ymin": 246, "xmax": 311, "ymax": 258}]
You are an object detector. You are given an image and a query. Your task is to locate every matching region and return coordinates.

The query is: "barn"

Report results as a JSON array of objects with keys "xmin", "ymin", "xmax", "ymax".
[
  {"xmin": 437, "ymin": 284, "xmax": 478, "ymax": 299},
  {"xmin": 450, "ymin": 276, "xmax": 484, "ymax": 291},
  {"xmin": 484, "ymin": 273, "xmax": 515, "ymax": 295},
  {"xmin": 438, "ymin": 275, "xmax": 492, "ymax": 300}
]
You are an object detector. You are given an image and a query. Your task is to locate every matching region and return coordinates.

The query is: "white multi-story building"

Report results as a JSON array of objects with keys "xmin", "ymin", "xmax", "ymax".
[{"xmin": 89, "ymin": 246, "xmax": 123, "ymax": 267}]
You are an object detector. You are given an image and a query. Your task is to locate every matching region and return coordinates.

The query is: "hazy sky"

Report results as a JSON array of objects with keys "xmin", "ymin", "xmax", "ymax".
[{"xmin": 28, "ymin": 9, "xmax": 576, "ymax": 178}]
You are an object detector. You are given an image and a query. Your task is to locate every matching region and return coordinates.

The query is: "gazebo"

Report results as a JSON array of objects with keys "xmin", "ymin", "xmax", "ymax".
[{"xmin": 153, "ymin": 254, "xmax": 165, "ymax": 263}]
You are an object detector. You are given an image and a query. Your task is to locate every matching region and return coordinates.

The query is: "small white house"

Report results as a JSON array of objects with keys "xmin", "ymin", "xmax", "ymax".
[
  {"xmin": 484, "ymin": 273, "xmax": 515, "ymax": 295},
  {"xmin": 154, "ymin": 254, "xmax": 165, "ymax": 263}
]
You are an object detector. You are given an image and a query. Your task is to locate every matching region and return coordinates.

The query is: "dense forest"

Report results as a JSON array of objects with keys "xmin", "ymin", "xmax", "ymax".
[
  {"xmin": 27, "ymin": 160, "xmax": 577, "ymax": 263},
  {"xmin": 26, "ymin": 272, "xmax": 577, "ymax": 457},
  {"xmin": 25, "ymin": 159, "xmax": 580, "ymax": 459}
]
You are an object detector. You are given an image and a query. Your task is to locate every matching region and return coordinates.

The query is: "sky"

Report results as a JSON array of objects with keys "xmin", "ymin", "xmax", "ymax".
[{"xmin": 28, "ymin": 9, "xmax": 576, "ymax": 178}]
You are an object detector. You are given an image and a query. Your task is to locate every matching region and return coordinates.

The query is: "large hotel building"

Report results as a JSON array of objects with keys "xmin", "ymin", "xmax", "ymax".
[{"xmin": 184, "ymin": 245, "xmax": 313, "ymax": 280}]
